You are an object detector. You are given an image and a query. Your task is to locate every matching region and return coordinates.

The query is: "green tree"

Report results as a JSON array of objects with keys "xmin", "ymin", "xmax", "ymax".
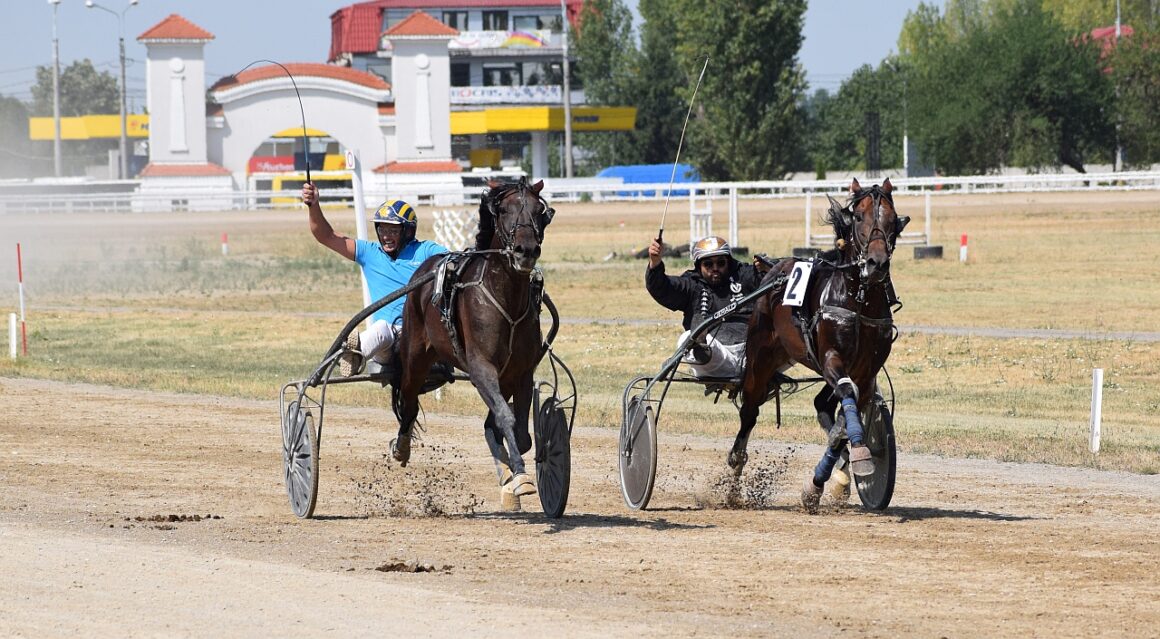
[
  {"xmin": 668, "ymin": 0, "xmax": 808, "ymax": 180},
  {"xmin": 29, "ymin": 59, "xmax": 120, "ymax": 175},
  {"xmin": 573, "ymin": 0, "xmax": 642, "ymax": 171},
  {"xmin": 808, "ymin": 62, "xmax": 907, "ymax": 176},
  {"xmin": 1111, "ymin": 28, "xmax": 1160, "ymax": 165},
  {"xmin": 0, "ymin": 95, "xmax": 49, "ymax": 178},
  {"xmin": 906, "ymin": 0, "xmax": 1113, "ymax": 174},
  {"xmin": 627, "ymin": 0, "xmax": 687, "ymax": 165},
  {"xmin": 31, "ymin": 59, "xmax": 118, "ymax": 117}
]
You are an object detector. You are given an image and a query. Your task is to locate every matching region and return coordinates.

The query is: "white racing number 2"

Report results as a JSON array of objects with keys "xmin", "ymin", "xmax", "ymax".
[{"xmin": 781, "ymin": 261, "xmax": 814, "ymax": 307}]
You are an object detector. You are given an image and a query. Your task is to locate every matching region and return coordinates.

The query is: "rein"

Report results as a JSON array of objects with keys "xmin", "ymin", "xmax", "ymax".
[{"xmin": 484, "ymin": 182, "xmax": 554, "ymax": 272}]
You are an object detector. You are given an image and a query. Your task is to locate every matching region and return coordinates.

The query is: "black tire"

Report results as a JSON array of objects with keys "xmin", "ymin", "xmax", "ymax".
[
  {"xmin": 282, "ymin": 400, "xmax": 320, "ymax": 518},
  {"xmin": 619, "ymin": 397, "xmax": 657, "ymax": 510},
  {"xmin": 851, "ymin": 394, "xmax": 896, "ymax": 510},
  {"xmin": 534, "ymin": 397, "xmax": 571, "ymax": 519}
]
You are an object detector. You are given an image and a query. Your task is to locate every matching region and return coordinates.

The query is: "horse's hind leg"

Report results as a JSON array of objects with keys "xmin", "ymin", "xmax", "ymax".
[
  {"xmin": 391, "ymin": 350, "xmax": 436, "ymax": 467},
  {"xmin": 730, "ymin": 347, "xmax": 779, "ymax": 476}
]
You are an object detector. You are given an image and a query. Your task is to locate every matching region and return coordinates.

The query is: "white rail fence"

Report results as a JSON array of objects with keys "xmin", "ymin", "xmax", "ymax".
[{"xmin": 3, "ymin": 171, "xmax": 1158, "ymax": 253}]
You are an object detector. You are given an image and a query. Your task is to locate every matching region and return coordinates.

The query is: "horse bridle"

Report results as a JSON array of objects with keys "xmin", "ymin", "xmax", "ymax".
[
  {"xmin": 484, "ymin": 182, "xmax": 555, "ymax": 269},
  {"xmin": 843, "ymin": 185, "xmax": 897, "ymax": 269}
]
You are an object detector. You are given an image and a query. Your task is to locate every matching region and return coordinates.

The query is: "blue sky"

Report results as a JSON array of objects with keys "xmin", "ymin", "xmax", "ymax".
[{"xmin": 2, "ymin": 1, "xmax": 933, "ymax": 108}]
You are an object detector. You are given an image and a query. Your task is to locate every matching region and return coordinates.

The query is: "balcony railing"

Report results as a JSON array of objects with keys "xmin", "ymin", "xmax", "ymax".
[
  {"xmin": 382, "ymin": 29, "xmax": 561, "ymax": 52},
  {"xmin": 450, "ymin": 84, "xmax": 562, "ymax": 105}
]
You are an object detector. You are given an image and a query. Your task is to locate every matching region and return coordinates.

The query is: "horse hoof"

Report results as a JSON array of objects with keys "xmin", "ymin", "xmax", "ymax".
[
  {"xmin": 801, "ymin": 477, "xmax": 823, "ymax": 515},
  {"xmin": 516, "ymin": 427, "xmax": 532, "ymax": 456},
  {"xmin": 499, "ymin": 489, "xmax": 522, "ymax": 512},
  {"xmin": 849, "ymin": 445, "xmax": 875, "ymax": 476},
  {"xmin": 391, "ymin": 436, "xmax": 411, "ymax": 467},
  {"xmin": 727, "ymin": 450, "xmax": 748, "ymax": 473},
  {"xmin": 510, "ymin": 472, "xmax": 537, "ymax": 497},
  {"xmin": 825, "ymin": 468, "xmax": 851, "ymax": 504}
]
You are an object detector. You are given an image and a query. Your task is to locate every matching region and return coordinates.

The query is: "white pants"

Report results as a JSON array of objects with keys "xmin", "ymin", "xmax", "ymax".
[
  {"xmin": 359, "ymin": 319, "xmax": 399, "ymax": 364},
  {"xmin": 678, "ymin": 330, "xmax": 746, "ymax": 379}
]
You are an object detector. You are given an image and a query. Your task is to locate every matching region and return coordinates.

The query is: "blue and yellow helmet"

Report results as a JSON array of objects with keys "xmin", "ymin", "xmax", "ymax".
[{"xmin": 373, "ymin": 199, "xmax": 417, "ymax": 229}]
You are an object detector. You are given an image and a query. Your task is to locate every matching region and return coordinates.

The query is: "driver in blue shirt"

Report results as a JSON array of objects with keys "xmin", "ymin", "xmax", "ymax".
[{"xmin": 303, "ymin": 183, "xmax": 447, "ymax": 375}]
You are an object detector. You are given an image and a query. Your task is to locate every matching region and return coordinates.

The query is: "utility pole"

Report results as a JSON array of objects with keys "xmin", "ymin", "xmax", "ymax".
[
  {"xmin": 1115, "ymin": 0, "xmax": 1124, "ymax": 171},
  {"xmin": 50, "ymin": 0, "xmax": 62, "ymax": 177},
  {"xmin": 560, "ymin": 0, "xmax": 573, "ymax": 178},
  {"xmin": 86, "ymin": 0, "xmax": 138, "ymax": 180}
]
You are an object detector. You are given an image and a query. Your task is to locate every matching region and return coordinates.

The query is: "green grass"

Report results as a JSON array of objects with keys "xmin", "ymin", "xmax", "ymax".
[{"xmin": 2, "ymin": 192, "xmax": 1159, "ymax": 474}]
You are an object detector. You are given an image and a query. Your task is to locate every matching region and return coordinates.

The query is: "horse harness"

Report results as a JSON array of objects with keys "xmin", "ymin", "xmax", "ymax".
[{"xmin": 431, "ymin": 250, "xmax": 545, "ymax": 377}]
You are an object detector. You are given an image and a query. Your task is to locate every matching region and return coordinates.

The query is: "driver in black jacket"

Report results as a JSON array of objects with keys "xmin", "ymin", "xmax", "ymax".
[{"xmin": 645, "ymin": 235, "xmax": 767, "ymax": 378}]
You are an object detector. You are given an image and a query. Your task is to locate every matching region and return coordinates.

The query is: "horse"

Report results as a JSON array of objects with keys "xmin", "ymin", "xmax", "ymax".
[
  {"xmin": 731, "ymin": 177, "xmax": 909, "ymax": 512},
  {"xmin": 390, "ymin": 177, "xmax": 556, "ymax": 511}
]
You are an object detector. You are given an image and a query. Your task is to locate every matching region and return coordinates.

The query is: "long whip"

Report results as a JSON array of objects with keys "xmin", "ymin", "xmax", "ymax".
[
  {"xmin": 225, "ymin": 60, "xmax": 312, "ymax": 184},
  {"xmin": 657, "ymin": 55, "xmax": 710, "ymax": 244}
]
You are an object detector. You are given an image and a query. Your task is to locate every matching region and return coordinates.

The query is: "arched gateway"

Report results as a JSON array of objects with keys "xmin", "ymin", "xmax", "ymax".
[{"xmin": 135, "ymin": 12, "xmax": 459, "ymax": 209}]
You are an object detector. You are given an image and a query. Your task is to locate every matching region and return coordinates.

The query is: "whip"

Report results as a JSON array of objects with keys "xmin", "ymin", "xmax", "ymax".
[
  {"xmin": 657, "ymin": 55, "xmax": 710, "ymax": 244},
  {"xmin": 225, "ymin": 60, "xmax": 312, "ymax": 184}
]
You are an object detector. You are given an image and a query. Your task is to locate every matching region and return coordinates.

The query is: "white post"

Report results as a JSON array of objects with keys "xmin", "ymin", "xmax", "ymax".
[
  {"xmin": 959, "ymin": 234, "xmax": 968, "ymax": 263},
  {"xmin": 924, "ymin": 192, "xmax": 932, "ymax": 246},
  {"xmin": 346, "ymin": 150, "xmax": 372, "ymax": 312},
  {"xmin": 804, "ymin": 193, "xmax": 812, "ymax": 247},
  {"xmin": 728, "ymin": 187, "xmax": 739, "ymax": 248},
  {"xmin": 1090, "ymin": 368, "xmax": 1104, "ymax": 454},
  {"xmin": 7, "ymin": 313, "xmax": 15, "ymax": 359}
]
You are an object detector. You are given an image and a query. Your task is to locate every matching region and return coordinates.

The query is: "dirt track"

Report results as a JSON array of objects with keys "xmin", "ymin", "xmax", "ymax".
[{"xmin": 2, "ymin": 377, "xmax": 1158, "ymax": 637}]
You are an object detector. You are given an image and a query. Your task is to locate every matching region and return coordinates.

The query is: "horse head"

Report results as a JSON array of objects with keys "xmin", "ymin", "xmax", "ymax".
[
  {"xmin": 826, "ymin": 178, "xmax": 909, "ymax": 284},
  {"xmin": 477, "ymin": 177, "xmax": 555, "ymax": 272}
]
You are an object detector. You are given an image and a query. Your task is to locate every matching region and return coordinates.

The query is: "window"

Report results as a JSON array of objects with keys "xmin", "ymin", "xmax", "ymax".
[
  {"xmin": 450, "ymin": 62, "xmax": 471, "ymax": 87},
  {"xmin": 513, "ymin": 15, "xmax": 541, "ymax": 31},
  {"xmin": 521, "ymin": 62, "xmax": 547, "ymax": 86},
  {"xmin": 483, "ymin": 63, "xmax": 520, "ymax": 87},
  {"xmin": 482, "ymin": 10, "xmax": 508, "ymax": 30},
  {"xmin": 442, "ymin": 11, "xmax": 468, "ymax": 30}
]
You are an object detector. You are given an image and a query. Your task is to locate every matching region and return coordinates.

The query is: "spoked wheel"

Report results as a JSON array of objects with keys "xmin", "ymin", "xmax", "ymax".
[
  {"xmin": 533, "ymin": 396, "xmax": 571, "ymax": 519},
  {"xmin": 846, "ymin": 393, "xmax": 896, "ymax": 510},
  {"xmin": 619, "ymin": 396, "xmax": 657, "ymax": 510},
  {"xmin": 282, "ymin": 399, "xmax": 320, "ymax": 518}
]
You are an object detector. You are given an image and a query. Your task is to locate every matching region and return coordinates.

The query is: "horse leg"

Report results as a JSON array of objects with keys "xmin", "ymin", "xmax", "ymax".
[
  {"xmin": 482, "ymin": 412, "xmax": 521, "ymax": 511},
  {"xmin": 390, "ymin": 349, "xmax": 436, "ymax": 468},
  {"xmin": 512, "ymin": 369, "xmax": 534, "ymax": 455},
  {"xmin": 820, "ymin": 351, "xmax": 874, "ymax": 477},
  {"xmin": 800, "ymin": 388, "xmax": 849, "ymax": 512},
  {"xmin": 730, "ymin": 343, "xmax": 780, "ymax": 476},
  {"xmin": 472, "ymin": 365, "xmax": 535, "ymax": 511}
]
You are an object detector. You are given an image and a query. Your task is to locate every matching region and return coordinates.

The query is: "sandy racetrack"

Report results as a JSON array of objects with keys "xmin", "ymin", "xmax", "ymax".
[{"xmin": 2, "ymin": 376, "xmax": 1158, "ymax": 637}]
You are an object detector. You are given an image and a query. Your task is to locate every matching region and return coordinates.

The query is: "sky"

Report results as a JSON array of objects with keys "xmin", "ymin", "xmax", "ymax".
[{"xmin": 2, "ymin": 0, "xmax": 934, "ymax": 110}]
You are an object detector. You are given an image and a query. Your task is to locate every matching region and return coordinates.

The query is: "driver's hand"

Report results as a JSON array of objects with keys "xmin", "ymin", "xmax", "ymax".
[
  {"xmin": 302, "ymin": 182, "xmax": 318, "ymax": 207},
  {"xmin": 753, "ymin": 254, "xmax": 771, "ymax": 274},
  {"xmin": 647, "ymin": 238, "xmax": 663, "ymax": 268}
]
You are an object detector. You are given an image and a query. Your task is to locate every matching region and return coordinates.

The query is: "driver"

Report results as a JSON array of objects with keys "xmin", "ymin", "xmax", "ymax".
[
  {"xmin": 645, "ymin": 235, "xmax": 768, "ymax": 378},
  {"xmin": 302, "ymin": 183, "xmax": 448, "ymax": 375}
]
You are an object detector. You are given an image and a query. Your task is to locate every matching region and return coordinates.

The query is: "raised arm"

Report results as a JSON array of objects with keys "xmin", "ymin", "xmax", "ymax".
[{"xmin": 303, "ymin": 182, "xmax": 356, "ymax": 261}]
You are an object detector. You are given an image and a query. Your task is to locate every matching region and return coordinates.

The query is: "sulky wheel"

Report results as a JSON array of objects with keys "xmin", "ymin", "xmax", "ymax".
[
  {"xmin": 619, "ymin": 396, "xmax": 657, "ymax": 510},
  {"xmin": 533, "ymin": 396, "xmax": 571, "ymax": 519},
  {"xmin": 282, "ymin": 400, "xmax": 320, "ymax": 518},
  {"xmin": 850, "ymin": 393, "xmax": 896, "ymax": 510}
]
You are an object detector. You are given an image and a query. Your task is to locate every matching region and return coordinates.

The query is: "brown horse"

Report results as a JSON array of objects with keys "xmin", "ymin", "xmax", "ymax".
[
  {"xmin": 732, "ymin": 178, "xmax": 908, "ymax": 512},
  {"xmin": 390, "ymin": 177, "xmax": 555, "ymax": 511}
]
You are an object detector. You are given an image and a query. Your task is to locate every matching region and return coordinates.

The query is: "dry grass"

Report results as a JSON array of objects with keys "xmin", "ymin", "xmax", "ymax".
[{"xmin": 1, "ymin": 190, "xmax": 1158, "ymax": 474}]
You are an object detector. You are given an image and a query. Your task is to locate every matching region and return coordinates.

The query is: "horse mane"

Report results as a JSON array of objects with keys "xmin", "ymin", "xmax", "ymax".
[{"xmin": 473, "ymin": 178, "xmax": 527, "ymax": 251}]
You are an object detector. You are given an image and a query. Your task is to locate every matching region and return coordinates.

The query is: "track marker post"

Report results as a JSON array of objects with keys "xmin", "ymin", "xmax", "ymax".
[
  {"xmin": 1090, "ymin": 368, "xmax": 1104, "ymax": 454},
  {"xmin": 16, "ymin": 243, "xmax": 27, "ymax": 356},
  {"xmin": 221, "ymin": 233, "xmax": 229, "ymax": 256},
  {"xmin": 959, "ymin": 233, "xmax": 968, "ymax": 263}
]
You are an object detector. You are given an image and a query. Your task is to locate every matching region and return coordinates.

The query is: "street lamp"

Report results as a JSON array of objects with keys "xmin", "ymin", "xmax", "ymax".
[
  {"xmin": 86, "ymin": 0, "xmax": 139, "ymax": 180},
  {"xmin": 559, "ymin": 0, "xmax": 573, "ymax": 178},
  {"xmin": 48, "ymin": 0, "xmax": 62, "ymax": 177}
]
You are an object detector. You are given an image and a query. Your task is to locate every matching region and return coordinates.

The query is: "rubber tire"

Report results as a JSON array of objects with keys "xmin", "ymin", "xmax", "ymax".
[
  {"xmin": 849, "ymin": 394, "xmax": 896, "ymax": 510},
  {"xmin": 283, "ymin": 400, "xmax": 320, "ymax": 519},
  {"xmin": 619, "ymin": 397, "xmax": 657, "ymax": 510},
  {"xmin": 534, "ymin": 397, "xmax": 571, "ymax": 519}
]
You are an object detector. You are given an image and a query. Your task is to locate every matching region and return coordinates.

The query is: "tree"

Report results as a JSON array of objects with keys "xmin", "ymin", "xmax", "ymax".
[
  {"xmin": 905, "ymin": 0, "xmax": 1114, "ymax": 174},
  {"xmin": 31, "ymin": 59, "xmax": 118, "ymax": 117},
  {"xmin": 627, "ymin": 0, "xmax": 687, "ymax": 165},
  {"xmin": 0, "ymin": 94, "xmax": 49, "ymax": 179},
  {"xmin": 808, "ymin": 62, "xmax": 907, "ymax": 177},
  {"xmin": 29, "ymin": 59, "xmax": 120, "ymax": 175},
  {"xmin": 573, "ymin": 0, "xmax": 642, "ymax": 171},
  {"xmin": 1110, "ymin": 28, "xmax": 1160, "ymax": 166},
  {"xmin": 668, "ymin": 0, "xmax": 808, "ymax": 180}
]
